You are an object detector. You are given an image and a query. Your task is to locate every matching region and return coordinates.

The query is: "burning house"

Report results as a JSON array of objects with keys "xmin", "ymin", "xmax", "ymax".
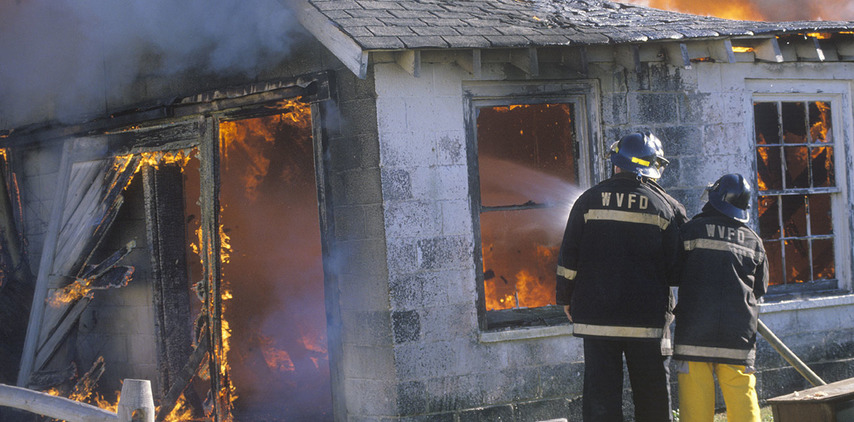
[{"xmin": 1, "ymin": 0, "xmax": 854, "ymax": 420}]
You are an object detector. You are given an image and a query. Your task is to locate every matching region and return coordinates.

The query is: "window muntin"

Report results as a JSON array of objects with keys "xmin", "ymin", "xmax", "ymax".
[
  {"xmin": 754, "ymin": 100, "xmax": 838, "ymax": 290},
  {"xmin": 476, "ymin": 103, "xmax": 579, "ymax": 311}
]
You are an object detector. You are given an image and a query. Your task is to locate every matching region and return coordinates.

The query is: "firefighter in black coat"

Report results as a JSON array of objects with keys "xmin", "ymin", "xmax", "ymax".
[
  {"xmin": 557, "ymin": 132, "xmax": 687, "ymax": 422},
  {"xmin": 674, "ymin": 173, "xmax": 768, "ymax": 422}
]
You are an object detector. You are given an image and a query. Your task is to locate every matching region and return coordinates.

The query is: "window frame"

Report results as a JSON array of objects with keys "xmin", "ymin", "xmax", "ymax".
[
  {"xmin": 463, "ymin": 80, "xmax": 601, "ymax": 331},
  {"xmin": 750, "ymin": 86, "xmax": 852, "ymax": 298}
]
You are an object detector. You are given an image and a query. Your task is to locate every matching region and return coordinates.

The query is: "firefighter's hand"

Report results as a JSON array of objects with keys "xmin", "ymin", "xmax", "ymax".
[{"xmin": 563, "ymin": 305, "xmax": 572, "ymax": 322}]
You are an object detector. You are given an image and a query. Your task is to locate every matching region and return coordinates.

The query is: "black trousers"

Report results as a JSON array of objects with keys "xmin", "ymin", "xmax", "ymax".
[{"xmin": 582, "ymin": 337, "xmax": 672, "ymax": 422}]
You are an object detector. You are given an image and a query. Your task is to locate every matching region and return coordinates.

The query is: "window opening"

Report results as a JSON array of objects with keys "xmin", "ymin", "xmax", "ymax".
[
  {"xmin": 476, "ymin": 103, "xmax": 580, "ymax": 312},
  {"xmin": 754, "ymin": 100, "xmax": 837, "ymax": 292}
]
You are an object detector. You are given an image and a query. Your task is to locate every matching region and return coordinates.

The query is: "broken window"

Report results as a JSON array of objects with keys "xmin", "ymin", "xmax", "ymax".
[
  {"xmin": 754, "ymin": 100, "xmax": 840, "ymax": 294},
  {"xmin": 467, "ymin": 81, "xmax": 598, "ymax": 330},
  {"xmin": 478, "ymin": 104, "xmax": 578, "ymax": 311}
]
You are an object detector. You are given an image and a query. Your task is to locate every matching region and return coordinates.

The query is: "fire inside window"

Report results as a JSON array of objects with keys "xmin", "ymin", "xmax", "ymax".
[
  {"xmin": 754, "ymin": 101, "xmax": 836, "ymax": 289},
  {"xmin": 476, "ymin": 103, "xmax": 578, "ymax": 310}
]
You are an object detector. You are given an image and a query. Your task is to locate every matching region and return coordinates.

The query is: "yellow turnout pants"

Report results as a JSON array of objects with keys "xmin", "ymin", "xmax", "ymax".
[{"xmin": 677, "ymin": 361, "xmax": 760, "ymax": 422}]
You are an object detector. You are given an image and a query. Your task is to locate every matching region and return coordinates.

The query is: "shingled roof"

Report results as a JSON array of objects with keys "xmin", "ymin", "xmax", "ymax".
[
  {"xmin": 300, "ymin": 0, "xmax": 854, "ymax": 50},
  {"xmin": 293, "ymin": 0, "xmax": 854, "ymax": 77}
]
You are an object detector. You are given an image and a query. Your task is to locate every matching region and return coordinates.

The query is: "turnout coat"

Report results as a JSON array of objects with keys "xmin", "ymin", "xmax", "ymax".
[
  {"xmin": 556, "ymin": 172, "xmax": 685, "ymax": 352},
  {"xmin": 673, "ymin": 206, "xmax": 769, "ymax": 367}
]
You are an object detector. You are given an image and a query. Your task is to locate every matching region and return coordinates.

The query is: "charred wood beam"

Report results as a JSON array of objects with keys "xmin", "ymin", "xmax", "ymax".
[
  {"xmin": 154, "ymin": 325, "xmax": 209, "ymax": 422},
  {"xmin": 79, "ymin": 240, "xmax": 136, "ymax": 282},
  {"xmin": 71, "ymin": 356, "xmax": 106, "ymax": 402},
  {"xmin": 27, "ymin": 363, "xmax": 77, "ymax": 391},
  {"xmin": 198, "ymin": 118, "xmax": 229, "ymax": 422},
  {"xmin": 142, "ymin": 165, "xmax": 193, "ymax": 400}
]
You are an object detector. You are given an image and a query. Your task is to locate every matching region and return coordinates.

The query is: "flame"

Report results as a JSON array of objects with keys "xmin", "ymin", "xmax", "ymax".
[
  {"xmin": 93, "ymin": 392, "xmax": 120, "ymax": 413},
  {"xmin": 755, "ymin": 147, "xmax": 769, "ymax": 191},
  {"xmin": 220, "ymin": 98, "xmax": 311, "ymax": 201},
  {"xmin": 47, "ymin": 279, "xmax": 93, "ymax": 307},
  {"xmin": 483, "ymin": 243, "xmax": 559, "ymax": 311},
  {"xmin": 643, "ymin": 0, "xmax": 762, "ymax": 20},
  {"xmin": 161, "ymin": 396, "xmax": 196, "ymax": 422},
  {"xmin": 810, "ymin": 101, "xmax": 831, "ymax": 142},
  {"xmin": 110, "ymin": 149, "xmax": 195, "ymax": 192},
  {"xmin": 259, "ymin": 335, "xmax": 296, "ymax": 372},
  {"xmin": 732, "ymin": 46, "xmax": 755, "ymax": 53}
]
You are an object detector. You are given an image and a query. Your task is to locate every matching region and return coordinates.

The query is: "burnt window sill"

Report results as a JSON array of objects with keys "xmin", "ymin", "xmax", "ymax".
[{"xmin": 480, "ymin": 305, "xmax": 571, "ymax": 342}]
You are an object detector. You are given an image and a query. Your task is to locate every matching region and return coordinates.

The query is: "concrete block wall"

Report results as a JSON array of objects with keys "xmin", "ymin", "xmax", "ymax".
[
  {"xmin": 372, "ymin": 60, "xmax": 588, "ymax": 421},
  {"xmin": 329, "ymin": 66, "xmax": 400, "ymax": 417}
]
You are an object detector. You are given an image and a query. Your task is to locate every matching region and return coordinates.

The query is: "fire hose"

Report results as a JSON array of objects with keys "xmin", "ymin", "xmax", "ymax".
[{"xmin": 757, "ymin": 318, "xmax": 826, "ymax": 387}]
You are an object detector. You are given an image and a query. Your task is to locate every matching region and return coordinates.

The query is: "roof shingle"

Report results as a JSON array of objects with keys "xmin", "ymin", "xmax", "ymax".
[{"xmin": 305, "ymin": 0, "xmax": 854, "ymax": 50}]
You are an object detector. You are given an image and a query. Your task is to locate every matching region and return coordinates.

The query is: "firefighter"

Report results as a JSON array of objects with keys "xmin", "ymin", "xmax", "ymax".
[
  {"xmin": 556, "ymin": 131, "xmax": 687, "ymax": 422},
  {"xmin": 673, "ymin": 173, "xmax": 768, "ymax": 422}
]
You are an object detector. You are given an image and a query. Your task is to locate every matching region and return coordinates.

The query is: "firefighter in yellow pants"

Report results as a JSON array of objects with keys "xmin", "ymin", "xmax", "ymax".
[
  {"xmin": 672, "ymin": 174, "xmax": 768, "ymax": 422},
  {"xmin": 677, "ymin": 361, "xmax": 760, "ymax": 421}
]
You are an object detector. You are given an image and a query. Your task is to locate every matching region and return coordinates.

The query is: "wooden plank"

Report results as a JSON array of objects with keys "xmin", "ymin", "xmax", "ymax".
[
  {"xmin": 709, "ymin": 39, "xmax": 736, "ymax": 64},
  {"xmin": 395, "ymin": 50, "xmax": 421, "ymax": 77},
  {"xmin": 795, "ymin": 38, "xmax": 826, "ymax": 61},
  {"xmin": 754, "ymin": 38, "xmax": 784, "ymax": 62},
  {"xmin": 510, "ymin": 47, "xmax": 539, "ymax": 76},
  {"xmin": 18, "ymin": 141, "xmax": 76, "ymax": 387},
  {"xmin": 837, "ymin": 39, "xmax": 854, "ymax": 59},
  {"xmin": 32, "ymin": 297, "xmax": 92, "ymax": 375},
  {"xmin": 455, "ymin": 49, "xmax": 482, "ymax": 78},
  {"xmin": 664, "ymin": 43, "xmax": 691, "ymax": 68},
  {"xmin": 295, "ymin": 1, "xmax": 369, "ymax": 78}
]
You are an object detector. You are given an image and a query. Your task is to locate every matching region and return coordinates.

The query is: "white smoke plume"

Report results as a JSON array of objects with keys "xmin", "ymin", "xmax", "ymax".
[{"xmin": 0, "ymin": 0, "xmax": 302, "ymax": 127}]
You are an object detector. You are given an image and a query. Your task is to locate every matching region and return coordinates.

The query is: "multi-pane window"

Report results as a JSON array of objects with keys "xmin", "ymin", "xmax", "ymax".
[
  {"xmin": 476, "ymin": 103, "xmax": 579, "ymax": 311},
  {"xmin": 754, "ymin": 100, "xmax": 837, "ymax": 292}
]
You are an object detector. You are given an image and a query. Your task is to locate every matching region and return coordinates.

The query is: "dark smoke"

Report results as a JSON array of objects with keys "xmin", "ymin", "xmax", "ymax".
[{"xmin": 0, "ymin": 0, "xmax": 302, "ymax": 126}]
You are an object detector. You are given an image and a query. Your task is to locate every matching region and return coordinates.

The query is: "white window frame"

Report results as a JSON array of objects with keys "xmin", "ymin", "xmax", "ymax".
[
  {"xmin": 747, "ymin": 79, "xmax": 853, "ymax": 295},
  {"xmin": 463, "ymin": 80, "xmax": 601, "ymax": 331}
]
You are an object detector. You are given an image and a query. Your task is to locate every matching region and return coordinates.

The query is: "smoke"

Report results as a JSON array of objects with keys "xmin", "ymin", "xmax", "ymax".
[
  {"xmin": 0, "ymin": 0, "xmax": 302, "ymax": 126},
  {"xmin": 622, "ymin": 0, "xmax": 854, "ymax": 21}
]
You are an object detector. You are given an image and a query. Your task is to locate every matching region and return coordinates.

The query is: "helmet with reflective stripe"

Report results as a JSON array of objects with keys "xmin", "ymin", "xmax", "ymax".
[
  {"xmin": 707, "ymin": 173, "xmax": 751, "ymax": 223},
  {"xmin": 608, "ymin": 132, "xmax": 669, "ymax": 179}
]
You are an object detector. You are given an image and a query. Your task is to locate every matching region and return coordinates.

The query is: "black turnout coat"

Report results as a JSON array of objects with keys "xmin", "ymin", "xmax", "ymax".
[
  {"xmin": 556, "ymin": 173, "xmax": 686, "ymax": 353},
  {"xmin": 673, "ymin": 205, "xmax": 769, "ymax": 367}
]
